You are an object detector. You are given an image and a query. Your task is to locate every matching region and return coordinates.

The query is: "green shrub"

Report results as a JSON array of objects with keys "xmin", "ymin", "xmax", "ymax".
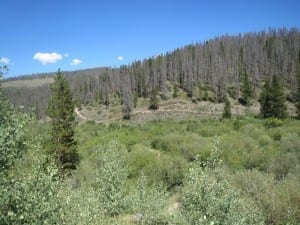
[
  {"xmin": 197, "ymin": 120, "xmax": 232, "ymax": 137},
  {"xmin": 222, "ymin": 134, "xmax": 271, "ymax": 170},
  {"xmin": 127, "ymin": 144, "xmax": 158, "ymax": 180},
  {"xmin": 151, "ymin": 132, "xmax": 210, "ymax": 161},
  {"xmin": 231, "ymin": 170, "xmax": 300, "ymax": 225},
  {"xmin": 155, "ymin": 154, "xmax": 186, "ymax": 189},
  {"xmin": 127, "ymin": 144, "xmax": 186, "ymax": 188},
  {"xmin": 0, "ymin": 155, "xmax": 65, "ymax": 225},
  {"xmin": 264, "ymin": 118, "xmax": 283, "ymax": 128},
  {"xmin": 258, "ymin": 134, "xmax": 273, "ymax": 146},
  {"xmin": 280, "ymin": 132, "xmax": 300, "ymax": 155},
  {"xmin": 233, "ymin": 118, "xmax": 244, "ymax": 130},
  {"xmin": 60, "ymin": 186, "xmax": 106, "ymax": 225},
  {"xmin": 124, "ymin": 174, "xmax": 169, "ymax": 225},
  {"xmin": 269, "ymin": 128, "xmax": 283, "ymax": 141},
  {"xmin": 0, "ymin": 107, "xmax": 30, "ymax": 175},
  {"xmin": 87, "ymin": 141, "xmax": 128, "ymax": 216},
  {"xmin": 268, "ymin": 132, "xmax": 300, "ymax": 179},
  {"xmin": 181, "ymin": 138, "xmax": 265, "ymax": 225},
  {"xmin": 240, "ymin": 123, "xmax": 265, "ymax": 140}
]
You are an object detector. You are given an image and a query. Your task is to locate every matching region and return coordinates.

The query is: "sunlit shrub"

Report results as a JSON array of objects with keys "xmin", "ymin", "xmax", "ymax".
[
  {"xmin": 0, "ymin": 155, "xmax": 65, "ymax": 225},
  {"xmin": 268, "ymin": 132, "xmax": 300, "ymax": 179},
  {"xmin": 124, "ymin": 174, "xmax": 169, "ymax": 225},
  {"xmin": 181, "ymin": 137, "xmax": 265, "ymax": 225},
  {"xmin": 222, "ymin": 133, "xmax": 272, "ymax": 170},
  {"xmin": 264, "ymin": 118, "xmax": 283, "ymax": 128},
  {"xmin": 151, "ymin": 132, "xmax": 210, "ymax": 161},
  {"xmin": 231, "ymin": 169, "xmax": 300, "ymax": 225},
  {"xmin": 87, "ymin": 141, "xmax": 128, "ymax": 216},
  {"xmin": 127, "ymin": 144, "xmax": 186, "ymax": 188}
]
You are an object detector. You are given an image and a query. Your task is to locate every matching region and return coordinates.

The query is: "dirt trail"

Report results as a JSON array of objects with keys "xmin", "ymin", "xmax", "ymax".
[
  {"xmin": 75, "ymin": 107, "xmax": 88, "ymax": 120},
  {"xmin": 75, "ymin": 107, "xmax": 121, "ymax": 124}
]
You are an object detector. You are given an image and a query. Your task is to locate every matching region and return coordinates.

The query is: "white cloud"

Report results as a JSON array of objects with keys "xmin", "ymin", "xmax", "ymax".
[
  {"xmin": 117, "ymin": 56, "xmax": 124, "ymax": 61},
  {"xmin": 71, "ymin": 58, "xmax": 82, "ymax": 65},
  {"xmin": 64, "ymin": 53, "xmax": 69, "ymax": 57},
  {"xmin": 0, "ymin": 57, "xmax": 10, "ymax": 64},
  {"xmin": 33, "ymin": 52, "xmax": 63, "ymax": 65}
]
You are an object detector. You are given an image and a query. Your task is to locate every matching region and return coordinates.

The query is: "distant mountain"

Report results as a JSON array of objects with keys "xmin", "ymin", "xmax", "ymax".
[{"xmin": 3, "ymin": 27, "xmax": 300, "ymax": 118}]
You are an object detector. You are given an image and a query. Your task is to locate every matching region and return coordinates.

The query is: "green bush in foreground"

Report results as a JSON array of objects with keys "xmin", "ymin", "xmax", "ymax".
[
  {"xmin": 0, "ymin": 144, "xmax": 65, "ymax": 225},
  {"xmin": 125, "ymin": 173, "xmax": 169, "ymax": 225},
  {"xmin": 91, "ymin": 141, "xmax": 128, "ymax": 216},
  {"xmin": 181, "ymin": 137, "xmax": 265, "ymax": 225}
]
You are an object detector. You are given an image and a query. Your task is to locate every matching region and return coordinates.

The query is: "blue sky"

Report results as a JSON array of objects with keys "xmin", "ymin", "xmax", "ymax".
[{"xmin": 1, "ymin": 0, "xmax": 299, "ymax": 78}]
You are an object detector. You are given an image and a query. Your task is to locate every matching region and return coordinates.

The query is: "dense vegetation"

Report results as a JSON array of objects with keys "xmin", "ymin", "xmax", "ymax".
[
  {"xmin": 3, "ymin": 28, "xmax": 300, "ymax": 118},
  {"xmin": 1, "ymin": 27, "xmax": 300, "ymax": 224},
  {"xmin": 2, "ymin": 113, "xmax": 300, "ymax": 224}
]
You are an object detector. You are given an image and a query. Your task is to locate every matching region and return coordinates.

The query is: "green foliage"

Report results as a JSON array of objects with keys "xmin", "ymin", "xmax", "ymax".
[
  {"xmin": 133, "ymin": 91, "xmax": 138, "ymax": 108},
  {"xmin": 2, "ymin": 115, "xmax": 298, "ymax": 225},
  {"xmin": 0, "ymin": 65, "xmax": 8, "ymax": 100},
  {"xmin": 1, "ymin": 163, "xmax": 64, "ymax": 225},
  {"xmin": 264, "ymin": 118, "xmax": 283, "ymax": 128},
  {"xmin": 126, "ymin": 174, "xmax": 169, "ymax": 225},
  {"xmin": 122, "ymin": 91, "xmax": 133, "ymax": 120},
  {"xmin": 173, "ymin": 84, "xmax": 178, "ymax": 98},
  {"xmin": 151, "ymin": 132, "xmax": 211, "ymax": 161},
  {"xmin": 127, "ymin": 144, "xmax": 186, "ymax": 188},
  {"xmin": 233, "ymin": 117, "xmax": 244, "ymax": 130},
  {"xmin": 149, "ymin": 89, "xmax": 159, "ymax": 110},
  {"xmin": 0, "ymin": 133, "xmax": 65, "ymax": 225},
  {"xmin": 60, "ymin": 185, "xmax": 106, "ymax": 225},
  {"xmin": 2, "ymin": 66, "xmax": 63, "ymax": 225},
  {"xmin": 271, "ymin": 75, "xmax": 287, "ymax": 118},
  {"xmin": 0, "ymin": 65, "xmax": 31, "ymax": 176},
  {"xmin": 127, "ymin": 144, "xmax": 159, "ymax": 179},
  {"xmin": 269, "ymin": 132, "xmax": 300, "ymax": 179},
  {"xmin": 89, "ymin": 141, "xmax": 128, "ymax": 216},
  {"xmin": 232, "ymin": 170, "xmax": 300, "ymax": 225},
  {"xmin": 259, "ymin": 79, "xmax": 273, "ymax": 118},
  {"xmin": 222, "ymin": 125, "xmax": 275, "ymax": 170},
  {"xmin": 0, "ymin": 108, "xmax": 30, "ymax": 175},
  {"xmin": 240, "ymin": 70, "xmax": 254, "ymax": 105},
  {"xmin": 47, "ymin": 69, "xmax": 79, "ymax": 172},
  {"xmin": 260, "ymin": 76, "xmax": 287, "ymax": 119},
  {"xmin": 222, "ymin": 97, "xmax": 232, "ymax": 119},
  {"xmin": 196, "ymin": 85, "xmax": 215, "ymax": 102},
  {"xmin": 181, "ymin": 137, "xmax": 265, "ymax": 225}
]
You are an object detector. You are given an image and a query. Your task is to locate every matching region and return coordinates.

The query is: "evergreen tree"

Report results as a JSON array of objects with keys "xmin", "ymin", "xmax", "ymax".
[
  {"xmin": 259, "ymin": 75, "xmax": 287, "ymax": 119},
  {"xmin": 149, "ymin": 89, "xmax": 159, "ymax": 110},
  {"xmin": 47, "ymin": 70, "xmax": 79, "ymax": 173},
  {"xmin": 271, "ymin": 75, "xmax": 287, "ymax": 119},
  {"xmin": 259, "ymin": 79, "xmax": 273, "ymax": 118},
  {"xmin": 240, "ymin": 70, "xmax": 253, "ymax": 105},
  {"xmin": 122, "ymin": 90, "xmax": 133, "ymax": 120},
  {"xmin": 133, "ymin": 92, "xmax": 138, "ymax": 108},
  {"xmin": 222, "ymin": 97, "xmax": 232, "ymax": 119},
  {"xmin": 173, "ymin": 84, "xmax": 178, "ymax": 98}
]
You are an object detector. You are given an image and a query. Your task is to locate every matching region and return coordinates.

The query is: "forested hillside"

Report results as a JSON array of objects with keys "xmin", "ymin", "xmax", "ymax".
[{"xmin": 3, "ymin": 28, "xmax": 300, "ymax": 117}]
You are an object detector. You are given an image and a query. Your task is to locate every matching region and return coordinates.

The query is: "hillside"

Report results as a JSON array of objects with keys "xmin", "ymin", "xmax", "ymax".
[{"xmin": 3, "ymin": 27, "xmax": 300, "ymax": 119}]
